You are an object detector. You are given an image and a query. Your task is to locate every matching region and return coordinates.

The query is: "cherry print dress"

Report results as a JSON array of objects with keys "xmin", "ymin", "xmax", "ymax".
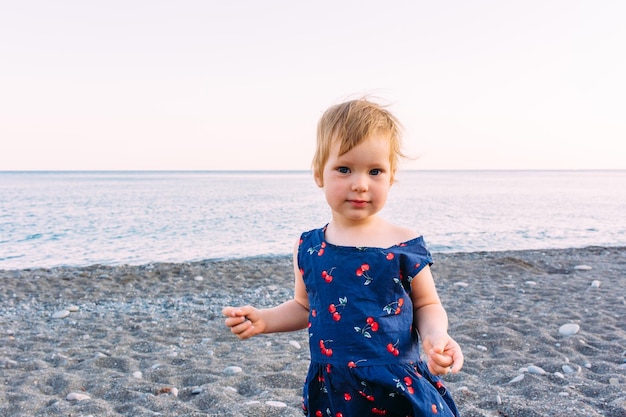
[{"xmin": 297, "ymin": 226, "xmax": 459, "ymax": 417}]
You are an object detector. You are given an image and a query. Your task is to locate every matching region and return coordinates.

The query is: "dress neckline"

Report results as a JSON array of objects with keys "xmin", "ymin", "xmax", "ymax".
[{"xmin": 316, "ymin": 226, "xmax": 424, "ymax": 251}]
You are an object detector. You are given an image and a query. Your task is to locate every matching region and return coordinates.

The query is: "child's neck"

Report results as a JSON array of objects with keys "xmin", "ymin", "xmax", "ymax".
[{"xmin": 325, "ymin": 216, "xmax": 405, "ymax": 248}]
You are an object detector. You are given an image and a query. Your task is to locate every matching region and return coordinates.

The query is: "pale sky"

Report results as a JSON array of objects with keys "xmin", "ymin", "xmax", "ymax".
[{"xmin": 1, "ymin": 1, "xmax": 625, "ymax": 171}]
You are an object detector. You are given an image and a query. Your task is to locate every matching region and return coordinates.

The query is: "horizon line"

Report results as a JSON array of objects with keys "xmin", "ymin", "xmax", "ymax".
[{"xmin": 1, "ymin": 168, "xmax": 625, "ymax": 173}]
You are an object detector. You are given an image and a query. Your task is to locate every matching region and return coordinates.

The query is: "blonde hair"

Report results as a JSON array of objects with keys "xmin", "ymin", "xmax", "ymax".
[{"xmin": 312, "ymin": 98, "xmax": 404, "ymax": 185}]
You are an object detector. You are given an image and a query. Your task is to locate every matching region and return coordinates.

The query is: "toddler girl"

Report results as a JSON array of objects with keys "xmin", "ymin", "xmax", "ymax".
[{"xmin": 223, "ymin": 98, "xmax": 463, "ymax": 416}]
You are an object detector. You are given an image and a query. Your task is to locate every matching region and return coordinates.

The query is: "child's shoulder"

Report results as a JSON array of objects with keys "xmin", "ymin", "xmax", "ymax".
[{"xmin": 382, "ymin": 222, "xmax": 421, "ymax": 245}]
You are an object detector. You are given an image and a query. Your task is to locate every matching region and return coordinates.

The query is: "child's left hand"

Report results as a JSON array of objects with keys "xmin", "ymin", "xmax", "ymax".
[{"xmin": 422, "ymin": 334, "xmax": 464, "ymax": 375}]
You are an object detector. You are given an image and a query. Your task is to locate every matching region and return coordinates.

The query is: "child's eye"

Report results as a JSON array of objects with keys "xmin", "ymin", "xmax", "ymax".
[
  {"xmin": 369, "ymin": 169, "xmax": 383, "ymax": 176},
  {"xmin": 337, "ymin": 167, "xmax": 350, "ymax": 174}
]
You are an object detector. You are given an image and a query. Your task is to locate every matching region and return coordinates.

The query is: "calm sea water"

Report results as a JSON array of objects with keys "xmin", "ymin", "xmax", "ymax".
[{"xmin": 1, "ymin": 170, "xmax": 625, "ymax": 270}]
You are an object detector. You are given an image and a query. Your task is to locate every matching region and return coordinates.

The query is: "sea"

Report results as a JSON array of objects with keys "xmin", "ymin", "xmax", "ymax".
[{"xmin": 1, "ymin": 170, "xmax": 625, "ymax": 270}]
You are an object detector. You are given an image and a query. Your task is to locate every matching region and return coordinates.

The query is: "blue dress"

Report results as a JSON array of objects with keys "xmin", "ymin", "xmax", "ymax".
[{"xmin": 297, "ymin": 226, "xmax": 459, "ymax": 417}]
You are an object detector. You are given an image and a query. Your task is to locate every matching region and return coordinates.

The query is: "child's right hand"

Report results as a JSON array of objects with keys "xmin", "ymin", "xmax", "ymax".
[
  {"xmin": 222, "ymin": 305, "xmax": 265, "ymax": 340},
  {"xmin": 422, "ymin": 334, "xmax": 464, "ymax": 375}
]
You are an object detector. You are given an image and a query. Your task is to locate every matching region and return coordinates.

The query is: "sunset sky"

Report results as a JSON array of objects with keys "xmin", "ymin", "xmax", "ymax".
[{"xmin": 1, "ymin": 1, "xmax": 624, "ymax": 171}]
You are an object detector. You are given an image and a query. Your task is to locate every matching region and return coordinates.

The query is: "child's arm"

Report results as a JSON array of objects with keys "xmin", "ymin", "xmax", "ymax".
[
  {"xmin": 411, "ymin": 265, "xmax": 464, "ymax": 375},
  {"xmin": 223, "ymin": 242, "xmax": 310, "ymax": 340}
]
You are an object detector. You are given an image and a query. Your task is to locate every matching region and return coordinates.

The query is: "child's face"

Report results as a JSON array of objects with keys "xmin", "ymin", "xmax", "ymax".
[{"xmin": 316, "ymin": 133, "xmax": 393, "ymax": 225}]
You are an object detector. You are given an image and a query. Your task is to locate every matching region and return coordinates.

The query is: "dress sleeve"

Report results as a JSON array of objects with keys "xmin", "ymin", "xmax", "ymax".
[{"xmin": 399, "ymin": 237, "xmax": 434, "ymax": 286}]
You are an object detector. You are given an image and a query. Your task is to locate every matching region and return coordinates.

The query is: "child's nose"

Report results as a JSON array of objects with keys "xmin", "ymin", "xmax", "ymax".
[{"xmin": 351, "ymin": 174, "xmax": 369, "ymax": 192}]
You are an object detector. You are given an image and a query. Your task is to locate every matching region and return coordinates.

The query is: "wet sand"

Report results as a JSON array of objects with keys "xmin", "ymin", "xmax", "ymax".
[{"xmin": 1, "ymin": 246, "xmax": 625, "ymax": 416}]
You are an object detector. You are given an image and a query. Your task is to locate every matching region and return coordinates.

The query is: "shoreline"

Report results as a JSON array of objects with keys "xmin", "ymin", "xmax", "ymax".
[
  {"xmin": 3, "ymin": 244, "xmax": 626, "ymax": 273},
  {"xmin": 1, "ymin": 246, "xmax": 625, "ymax": 416}
]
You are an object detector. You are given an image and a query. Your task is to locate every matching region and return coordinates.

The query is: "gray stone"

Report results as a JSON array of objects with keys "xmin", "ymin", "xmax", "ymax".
[
  {"xmin": 559, "ymin": 323, "xmax": 580, "ymax": 336},
  {"xmin": 223, "ymin": 365, "xmax": 243, "ymax": 375},
  {"xmin": 52, "ymin": 310, "xmax": 70, "ymax": 319}
]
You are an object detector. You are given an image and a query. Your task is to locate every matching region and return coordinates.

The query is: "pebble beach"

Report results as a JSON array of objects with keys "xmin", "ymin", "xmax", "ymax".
[{"xmin": 1, "ymin": 246, "xmax": 625, "ymax": 417}]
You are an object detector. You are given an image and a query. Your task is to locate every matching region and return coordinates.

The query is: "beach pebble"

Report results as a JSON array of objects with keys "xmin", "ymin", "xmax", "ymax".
[
  {"xmin": 527, "ymin": 365, "xmax": 547, "ymax": 375},
  {"xmin": 223, "ymin": 365, "xmax": 243, "ymax": 375},
  {"xmin": 67, "ymin": 305, "xmax": 79, "ymax": 312},
  {"xmin": 524, "ymin": 280, "xmax": 537, "ymax": 286},
  {"xmin": 559, "ymin": 323, "xmax": 580, "ymax": 336},
  {"xmin": 0, "ymin": 358, "xmax": 18, "ymax": 368},
  {"xmin": 508, "ymin": 374, "xmax": 524, "ymax": 384},
  {"xmin": 574, "ymin": 264, "xmax": 592, "ymax": 271},
  {"xmin": 289, "ymin": 340, "xmax": 302, "ymax": 349},
  {"xmin": 454, "ymin": 282, "xmax": 469, "ymax": 287},
  {"xmin": 66, "ymin": 392, "xmax": 91, "ymax": 401},
  {"xmin": 562, "ymin": 364, "xmax": 581, "ymax": 374},
  {"xmin": 609, "ymin": 378, "xmax": 619, "ymax": 385},
  {"xmin": 191, "ymin": 387, "xmax": 202, "ymax": 395},
  {"xmin": 52, "ymin": 310, "xmax": 70, "ymax": 319},
  {"xmin": 194, "ymin": 275, "xmax": 204, "ymax": 282},
  {"xmin": 590, "ymin": 280, "xmax": 601, "ymax": 288},
  {"xmin": 476, "ymin": 345, "xmax": 488, "ymax": 352},
  {"xmin": 132, "ymin": 371, "xmax": 142, "ymax": 379},
  {"xmin": 265, "ymin": 400, "xmax": 287, "ymax": 408}
]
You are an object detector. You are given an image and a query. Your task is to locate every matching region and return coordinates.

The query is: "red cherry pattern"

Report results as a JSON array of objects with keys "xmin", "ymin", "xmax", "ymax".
[
  {"xmin": 386, "ymin": 340, "xmax": 400, "ymax": 356},
  {"xmin": 321, "ymin": 266, "xmax": 336, "ymax": 283},
  {"xmin": 347, "ymin": 358, "xmax": 367, "ymax": 368},
  {"xmin": 327, "ymin": 296, "xmax": 347, "ymax": 322},
  {"xmin": 358, "ymin": 390, "xmax": 375, "ymax": 402},
  {"xmin": 356, "ymin": 263, "xmax": 373, "ymax": 285},
  {"xmin": 383, "ymin": 297, "xmax": 405, "ymax": 315},
  {"xmin": 307, "ymin": 241, "xmax": 327, "ymax": 257},
  {"xmin": 318, "ymin": 242, "xmax": 326, "ymax": 256},
  {"xmin": 314, "ymin": 409, "xmax": 344, "ymax": 417},
  {"xmin": 319, "ymin": 339, "xmax": 334, "ymax": 357},
  {"xmin": 354, "ymin": 316, "xmax": 380, "ymax": 338},
  {"xmin": 394, "ymin": 376, "xmax": 416, "ymax": 395}
]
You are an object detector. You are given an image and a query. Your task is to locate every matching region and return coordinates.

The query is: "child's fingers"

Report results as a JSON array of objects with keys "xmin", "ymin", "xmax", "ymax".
[
  {"xmin": 427, "ymin": 360, "xmax": 451, "ymax": 375},
  {"xmin": 222, "ymin": 306, "xmax": 246, "ymax": 317},
  {"xmin": 449, "ymin": 348, "xmax": 464, "ymax": 373},
  {"xmin": 223, "ymin": 306, "xmax": 249, "ymax": 331},
  {"xmin": 428, "ymin": 348, "xmax": 454, "ymax": 375},
  {"xmin": 224, "ymin": 314, "xmax": 247, "ymax": 328},
  {"xmin": 228, "ymin": 317, "xmax": 255, "ymax": 340}
]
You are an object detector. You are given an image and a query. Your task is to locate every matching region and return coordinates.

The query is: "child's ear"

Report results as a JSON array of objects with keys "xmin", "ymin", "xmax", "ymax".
[{"xmin": 314, "ymin": 171, "xmax": 324, "ymax": 187}]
